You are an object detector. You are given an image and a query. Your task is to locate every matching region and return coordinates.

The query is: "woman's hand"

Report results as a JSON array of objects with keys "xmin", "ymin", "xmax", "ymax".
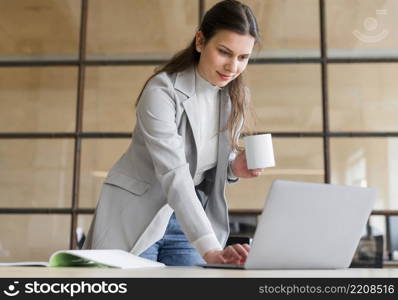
[
  {"xmin": 231, "ymin": 150, "xmax": 264, "ymax": 178},
  {"xmin": 203, "ymin": 243, "xmax": 251, "ymax": 265}
]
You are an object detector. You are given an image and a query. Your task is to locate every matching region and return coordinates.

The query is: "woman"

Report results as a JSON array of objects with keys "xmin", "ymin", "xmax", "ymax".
[{"xmin": 83, "ymin": 0, "xmax": 262, "ymax": 266}]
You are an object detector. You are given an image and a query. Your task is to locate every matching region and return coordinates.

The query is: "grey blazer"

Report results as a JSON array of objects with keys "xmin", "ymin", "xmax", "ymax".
[{"xmin": 83, "ymin": 65, "xmax": 238, "ymax": 256}]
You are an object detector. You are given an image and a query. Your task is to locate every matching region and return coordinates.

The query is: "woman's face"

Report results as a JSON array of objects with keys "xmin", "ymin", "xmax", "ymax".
[{"xmin": 195, "ymin": 29, "xmax": 255, "ymax": 87}]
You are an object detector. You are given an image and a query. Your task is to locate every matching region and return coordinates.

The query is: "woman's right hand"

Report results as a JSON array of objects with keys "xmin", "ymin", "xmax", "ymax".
[{"xmin": 203, "ymin": 243, "xmax": 250, "ymax": 265}]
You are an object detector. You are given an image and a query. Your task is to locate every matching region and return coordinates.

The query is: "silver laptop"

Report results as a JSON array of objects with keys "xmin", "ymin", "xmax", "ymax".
[{"xmin": 199, "ymin": 180, "xmax": 376, "ymax": 269}]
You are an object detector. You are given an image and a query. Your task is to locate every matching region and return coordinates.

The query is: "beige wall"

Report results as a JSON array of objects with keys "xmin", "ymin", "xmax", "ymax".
[
  {"xmin": 87, "ymin": 0, "xmax": 198, "ymax": 58},
  {"xmin": 0, "ymin": 215, "xmax": 70, "ymax": 262},
  {"xmin": 83, "ymin": 66, "xmax": 154, "ymax": 132},
  {"xmin": 246, "ymin": 64, "xmax": 322, "ymax": 132},
  {"xmin": 329, "ymin": 64, "xmax": 398, "ymax": 131},
  {"xmin": 327, "ymin": 0, "xmax": 398, "ymax": 56},
  {"xmin": 0, "ymin": 139, "xmax": 74, "ymax": 208},
  {"xmin": 0, "ymin": 67, "xmax": 77, "ymax": 132},
  {"xmin": 0, "ymin": 0, "xmax": 80, "ymax": 58}
]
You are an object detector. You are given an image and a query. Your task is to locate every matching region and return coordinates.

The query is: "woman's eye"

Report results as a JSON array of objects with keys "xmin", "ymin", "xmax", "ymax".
[{"xmin": 218, "ymin": 49, "xmax": 229, "ymax": 55}]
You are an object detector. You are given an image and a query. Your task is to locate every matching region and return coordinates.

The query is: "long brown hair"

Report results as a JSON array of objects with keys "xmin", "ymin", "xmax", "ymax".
[{"xmin": 135, "ymin": 0, "xmax": 260, "ymax": 151}]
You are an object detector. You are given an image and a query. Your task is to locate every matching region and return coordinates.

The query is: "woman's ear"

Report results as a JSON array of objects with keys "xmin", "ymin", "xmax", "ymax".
[{"xmin": 195, "ymin": 31, "xmax": 205, "ymax": 53}]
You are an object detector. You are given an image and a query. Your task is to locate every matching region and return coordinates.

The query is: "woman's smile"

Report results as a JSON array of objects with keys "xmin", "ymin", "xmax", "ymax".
[{"xmin": 216, "ymin": 71, "xmax": 234, "ymax": 81}]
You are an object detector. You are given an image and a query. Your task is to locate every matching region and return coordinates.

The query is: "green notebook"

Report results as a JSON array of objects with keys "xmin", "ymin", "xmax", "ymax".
[
  {"xmin": 48, "ymin": 252, "xmax": 110, "ymax": 268},
  {"xmin": 0, "ymin": 249, "xmax": 165, "ymax": 269}
]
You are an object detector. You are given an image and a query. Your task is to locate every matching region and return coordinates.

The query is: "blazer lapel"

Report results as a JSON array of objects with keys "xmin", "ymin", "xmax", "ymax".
[
  {"xmin": 175, "ymin": 66, "xmax": 200, "ymax": 175},
  {"xmin": 182, "ymin": 95, "xmax": 200, "ymax": 173},
  {"xmin": 174, "ymin": 66, "xmax": 231, "ymax": 181},
  {"xmin": 217, "ymin": 88, "xmax": 231, "ymax": 169}
]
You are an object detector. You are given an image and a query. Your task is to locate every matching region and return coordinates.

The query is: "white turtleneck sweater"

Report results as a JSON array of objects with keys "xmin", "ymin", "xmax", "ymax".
[{"xmin": 193, "ymin": 69, "xmax": 221, "ymax": 185}]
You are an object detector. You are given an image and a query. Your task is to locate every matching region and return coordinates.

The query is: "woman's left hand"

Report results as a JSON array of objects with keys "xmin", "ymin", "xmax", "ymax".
[{"xmin": 231, "ymin": 150, "xmax": 264, "ymax": 178}]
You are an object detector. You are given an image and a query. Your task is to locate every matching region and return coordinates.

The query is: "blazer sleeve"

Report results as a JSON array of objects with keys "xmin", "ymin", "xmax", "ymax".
[{"xmin": 136, "ymin": 75, "xmax": 222, "ymax": 256}]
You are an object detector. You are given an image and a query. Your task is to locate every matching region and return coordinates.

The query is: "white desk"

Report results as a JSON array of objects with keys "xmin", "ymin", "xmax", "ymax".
[{"xmin": 1, "ymin": 266, "xmax": 398, "ymax": 278}]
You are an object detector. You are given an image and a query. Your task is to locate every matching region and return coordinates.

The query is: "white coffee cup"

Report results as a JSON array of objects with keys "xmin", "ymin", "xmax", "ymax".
[{"xmin": 243, "ymin": 133, "xmax": 275, "ymax": 170}]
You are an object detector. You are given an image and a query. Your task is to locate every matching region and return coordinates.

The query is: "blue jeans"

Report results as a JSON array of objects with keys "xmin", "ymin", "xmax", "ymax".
[
  {"xmin": 139, "ymin": 185, "xmax": 208, "ymax": 266},
  {"xmin": 139, "ymin": 212, "xmax": 206, "ymax": 266}
]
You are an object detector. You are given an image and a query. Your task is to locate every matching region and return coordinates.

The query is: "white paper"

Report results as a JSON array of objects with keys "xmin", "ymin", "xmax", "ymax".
[
  {"xmin": 0, "ymin": 249, "xmax": 165, "ymax": 269},
  {"xmin": 49, "ymin": 249, "xmax": 165, "ymax": 269},
  {"xmin": 0, "ymin": 261, "xmax": 48, "ymax": 267},
  {"xmin": 243, "ymin": 133, "xmax": 275, "ymax": 169}
]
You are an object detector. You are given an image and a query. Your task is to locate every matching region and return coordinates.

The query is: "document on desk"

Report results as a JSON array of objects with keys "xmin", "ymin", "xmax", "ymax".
[{"xmin": 0, "ymin": 249, "xmax": 165, "ymax": 269}]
